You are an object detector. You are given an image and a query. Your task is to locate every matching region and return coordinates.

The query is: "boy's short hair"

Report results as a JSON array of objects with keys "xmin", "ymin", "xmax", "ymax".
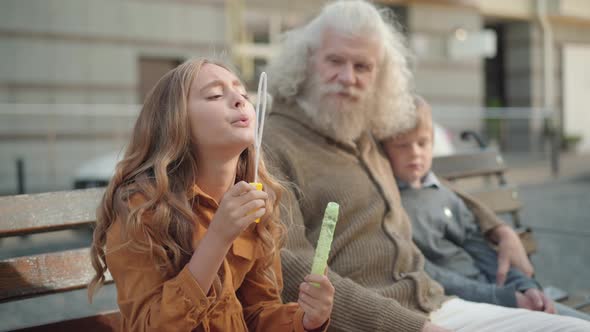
[
  {"xmin": 385, "ymin": 95, "xmax": 433, "ymax": 142},
  {"xmin": 412, "ymin": 95, "xmax": 433, "ymax": 133},
  {"xmin": 413, "ymin": 95, "xmax": 432, "ymax": 130}
]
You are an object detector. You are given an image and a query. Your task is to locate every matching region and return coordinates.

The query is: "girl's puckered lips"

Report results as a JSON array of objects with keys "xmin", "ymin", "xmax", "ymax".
[{"xmin": 231, "ymin": 115, "xmax": 251, "ymax": 127}]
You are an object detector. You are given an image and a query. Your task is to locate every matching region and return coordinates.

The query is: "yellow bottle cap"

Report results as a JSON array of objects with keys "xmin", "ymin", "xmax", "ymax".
[{"xmin": 249, "ymin": 182, "xmax": 263, "ymax": 223}]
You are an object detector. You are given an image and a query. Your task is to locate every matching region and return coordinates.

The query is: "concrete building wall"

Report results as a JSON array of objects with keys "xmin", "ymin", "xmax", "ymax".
[
  {"xmin": 0, "ymin": 0, "xmax": 227, "ymax": 194},
  {"xmin": 562, "ymin": 44, "xmax": 590, "ymax": 152},
  {"xmin": 475, "ymin": 0, "xmax": 590, "ymax": 152},
  {"xmin": 1, "ymin": 135, "xmax": 131, "ymax": 194},
  {"xmin": 552, "ymin": 21, "xmax": 590, "ymax": 152},
  {"xmin": 0, "ymin": 105, "xmax": 137, "ymax": 194},
  {"xmin": 559, "ymin": 0, "xmax": 590, "ymax": 18},
  {"xmin": 500, "ymin": 22, "xmax": 544, "ymax": 151},
  {"xmin": 504, "ymin": 23, "xmax": 540, "ymax": 107},
  {"xmin": 499, "ymin": 16, "xmax": 590, "ymax": 152},
  {"xmin": 0, "ymin": 0, "xmax": 227, "ymax": 104},
  {"xmin": 406, "ymin": 2, "xmax": 484, "ymax": 136},
  {"xmin": 474, "ymin": 0, "xmax": 534, "ymax": 19},
  {"xmin": 473, "ymin": 0, "xmax": 590, "ymax": 19},
  {"xmin": 3, "ymin": 0, "xmax": 590, "ymax": 193}
]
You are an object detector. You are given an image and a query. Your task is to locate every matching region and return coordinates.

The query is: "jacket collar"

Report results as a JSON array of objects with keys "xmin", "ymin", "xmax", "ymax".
[
  {"xmin": 187, "ymin": 183, "xmax": 219, "ymax": 208},
  {"xmin": 397, "ymin": 171, "xmax": 440, "ymax": 191}
]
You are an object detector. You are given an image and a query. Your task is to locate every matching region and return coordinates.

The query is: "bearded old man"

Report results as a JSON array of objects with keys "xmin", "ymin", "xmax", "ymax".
[{"xmin": 263, "ymin": 1, "xmax": 590, "ymax": 331}]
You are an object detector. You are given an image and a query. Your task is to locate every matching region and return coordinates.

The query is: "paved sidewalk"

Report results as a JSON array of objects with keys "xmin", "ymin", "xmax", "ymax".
[
  {"xmin": 519, "ymin": 174, "xmax": 590, "ymax": 307},
  {"xmin": 506, "ymin": 152, "xmax": 590, "ymax": 309},
  {"xmin": 504, "ymin": 152, "xmax": 590, "ymax": 186}
]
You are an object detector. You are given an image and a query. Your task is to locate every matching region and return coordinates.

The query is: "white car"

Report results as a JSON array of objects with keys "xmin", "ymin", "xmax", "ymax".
[
  {"xmin": 73, "ymin": 152, "xmax": 122, "ymax": 189},
  {"xmin": 433, "ymin": 123, "xmax": 456, "ymax": 157}
]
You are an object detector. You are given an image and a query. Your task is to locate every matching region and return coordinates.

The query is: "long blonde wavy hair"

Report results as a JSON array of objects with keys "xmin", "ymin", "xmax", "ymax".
[{"xmin": 88, "ymin": 58, "xmax": 286, "ymax": 302}]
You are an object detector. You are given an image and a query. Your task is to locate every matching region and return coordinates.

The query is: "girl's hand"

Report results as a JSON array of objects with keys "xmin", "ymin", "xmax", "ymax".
[
  {"xmin": 208, "ymin": 181, "xmax": 267, "ymax": 245},
  {"xmin": 298, "ymin": 274, "xmax": 334, "ymax": 331}
]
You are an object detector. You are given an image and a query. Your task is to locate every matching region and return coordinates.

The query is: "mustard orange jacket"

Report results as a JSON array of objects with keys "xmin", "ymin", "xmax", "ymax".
[{"xmin": 105, "ymin": 185, "xmax": 325, "ymax": 332}]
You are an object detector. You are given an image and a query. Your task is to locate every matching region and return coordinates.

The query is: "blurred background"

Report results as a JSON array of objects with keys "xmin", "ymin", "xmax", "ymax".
[
  {"xmin": 1, "ymin": 0, "xmax": 590, "ymax": 194},
  {"xmin": 0, "ymin": 0, "xmax": 589, "ymax": 330}
]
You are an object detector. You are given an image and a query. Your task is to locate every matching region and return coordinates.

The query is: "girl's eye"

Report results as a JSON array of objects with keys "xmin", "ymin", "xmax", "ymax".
[{"xmin": 207, "ymin": 95, "xmax": 222, "ymax": 100}]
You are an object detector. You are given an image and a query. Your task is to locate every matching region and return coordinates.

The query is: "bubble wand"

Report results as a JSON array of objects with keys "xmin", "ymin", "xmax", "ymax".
[
  {"xmin": 250, "ymin": 72, "xmax": 267, "ymax": 223},
  {"xmin": 253, "ymin": 72, "xmax": 267, "ymax": 183}
]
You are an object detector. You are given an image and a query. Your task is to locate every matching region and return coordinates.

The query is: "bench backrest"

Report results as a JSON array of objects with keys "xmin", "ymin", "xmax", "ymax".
[
  {"xmin": 0, "ymin": 188, "xmax": 119, "ymax": 331},
  {"xmin": 432, "ymin": 149, "xmax": 507, "ymax": 184}
]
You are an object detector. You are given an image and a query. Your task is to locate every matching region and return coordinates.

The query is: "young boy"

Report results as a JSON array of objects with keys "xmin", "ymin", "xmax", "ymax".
[{"xmin": 381, "ymin": 95, "xmax": 590, "ymax": 321}]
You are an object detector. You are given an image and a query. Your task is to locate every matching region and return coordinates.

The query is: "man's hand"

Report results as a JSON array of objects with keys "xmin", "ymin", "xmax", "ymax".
[
  {"xmin": 515, "ymin": 289, "xmax": 556, "ymax": 313},
  {"xmin": 489, "ymin": 225, "xmax": 534, "ymax": 285},
  {"xmin": 421, "ymin": 322, "xmax": 453, "ymax": 332},
  {"xmin": 299, "ymin": 274, "xmax": 334, "ymax": 331}
]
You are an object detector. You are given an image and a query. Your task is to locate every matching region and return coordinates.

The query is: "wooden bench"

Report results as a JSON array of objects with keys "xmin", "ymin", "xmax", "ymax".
[
  {"xmin": 432, "ymin": 149, "xmax": 537, "ymax": 255},
  {"xmin": 0, "ymin": 188, "xmax": 120, "ymax": 331},
  {"xmin": 432, "ymin": 149, "xmax": 508, "ymax": 184}
]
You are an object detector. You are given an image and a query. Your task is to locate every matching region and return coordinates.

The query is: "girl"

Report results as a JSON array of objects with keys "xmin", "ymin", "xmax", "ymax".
[{"xmin": 88, "ymin": 58, "xmax": 334, "ymax": 331}]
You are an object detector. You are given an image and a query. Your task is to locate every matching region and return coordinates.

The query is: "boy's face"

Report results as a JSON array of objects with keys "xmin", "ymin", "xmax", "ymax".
[{"xmin": 383, "ymin": 125, "xmax": 433, "ymax": 188}]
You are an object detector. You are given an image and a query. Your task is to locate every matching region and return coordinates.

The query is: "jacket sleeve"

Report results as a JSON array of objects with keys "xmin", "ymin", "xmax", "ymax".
[
  {"xmin": 423, "ymin": 255, "xmax": 518, "ymax": 307},
  {"xmin": 237, "ymin": 244, "xmax": 328, "ymax": 332},
  {"xmin": 463, "ymin": 230, "xmax": 539, "ymax": 294},
  {"xmin": 105, "ymin": 213, "xmax": 218, "ymax": 331}
]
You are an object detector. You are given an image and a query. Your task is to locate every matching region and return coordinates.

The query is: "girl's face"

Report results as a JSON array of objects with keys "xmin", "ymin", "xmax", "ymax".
[{"xmin": 188, "ymin": 63, "xmax": 255, "ymax": 154}]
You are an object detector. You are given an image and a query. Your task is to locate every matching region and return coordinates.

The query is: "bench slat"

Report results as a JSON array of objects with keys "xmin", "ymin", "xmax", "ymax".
[
  {"xmin": 432, "ymin": 150, "xmax": 506, "ymax": 181},
  {"xmin": 0, "ymin": 188, "xmax": 104, "ymax": 237},
  {"xmin": 517, "ymin": 228, "xmax": 538, "ymax": 255},
  {"xmin": 470, "ymin": 187, "xmax": 523, "ymax": 214},
  {"xmin": 0, "ymin": 248, "xmax": 112, "ymax": 303},
  {"xmin": 12, "ymin": 311, "xmax": 120, "ymax": 332}
]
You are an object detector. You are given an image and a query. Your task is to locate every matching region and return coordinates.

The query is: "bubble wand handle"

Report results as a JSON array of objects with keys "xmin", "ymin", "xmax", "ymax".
[{"xmin": 310, "ymin": 202, "xmax": 340, "ymax": 287}]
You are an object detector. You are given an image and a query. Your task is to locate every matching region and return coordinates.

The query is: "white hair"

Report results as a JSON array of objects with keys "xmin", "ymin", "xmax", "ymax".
[{"xmin": 267, "ymin": 0, "xmax": 416, "ymax": 139}]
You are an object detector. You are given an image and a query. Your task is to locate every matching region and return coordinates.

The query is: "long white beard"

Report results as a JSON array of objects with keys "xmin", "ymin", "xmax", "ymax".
[{"xmin": 298, "ymin": 75, "xmax": 374, "ymax": 144}]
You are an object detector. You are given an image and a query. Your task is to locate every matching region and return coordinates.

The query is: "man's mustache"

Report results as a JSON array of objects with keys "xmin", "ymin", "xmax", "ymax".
[{"xmin": 318, "ymin": 83, "xmax": 360, "ymax": 100}]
